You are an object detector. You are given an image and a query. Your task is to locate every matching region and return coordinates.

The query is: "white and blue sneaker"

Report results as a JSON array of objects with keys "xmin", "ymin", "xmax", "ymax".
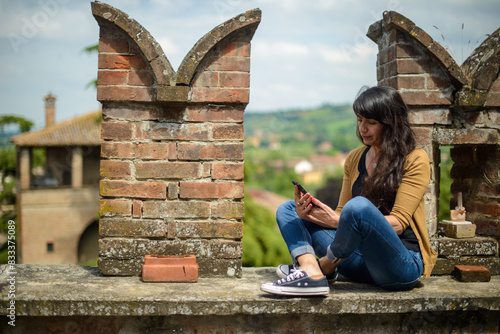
[{"xmin": 261, "ymin": 270, "xmax": 330, "ymax": 296}]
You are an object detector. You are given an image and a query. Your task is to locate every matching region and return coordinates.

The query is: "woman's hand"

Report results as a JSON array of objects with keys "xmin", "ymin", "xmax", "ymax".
[{"xmin": 294, "ymin": 185, "xmax": 339, "ymax": 229}]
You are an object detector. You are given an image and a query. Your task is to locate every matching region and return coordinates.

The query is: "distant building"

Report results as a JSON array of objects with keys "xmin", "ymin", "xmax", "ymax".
[{"xmin": 11, "ymin": 94, "xmax": 101, "ymax": 264}]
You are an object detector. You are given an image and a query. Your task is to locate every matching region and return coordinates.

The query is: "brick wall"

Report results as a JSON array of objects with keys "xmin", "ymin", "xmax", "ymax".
[
  {"xmin": 368, "ymin": 11, "xmax": 499, "ymax": 274},
  {"xmin": 92, "ymin": 2, "xmax": 260, "ymax": 276}
]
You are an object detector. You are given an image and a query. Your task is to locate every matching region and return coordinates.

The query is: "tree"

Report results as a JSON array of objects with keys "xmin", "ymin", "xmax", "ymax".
[{"xmin": 0, "ymin": 115, "xmax": 34, "ymax": 263}]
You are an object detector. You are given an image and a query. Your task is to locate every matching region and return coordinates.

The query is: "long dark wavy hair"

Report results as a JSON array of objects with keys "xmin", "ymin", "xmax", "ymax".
[{"xmin": 353, "ymin": 86, "xmax": 417, "ymax": 213}]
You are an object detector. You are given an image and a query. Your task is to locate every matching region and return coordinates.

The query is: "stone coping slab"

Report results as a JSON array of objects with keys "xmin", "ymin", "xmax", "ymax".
[{"xmin": 1, "ymin": 265, "xmax": 499, "ymax": 317}]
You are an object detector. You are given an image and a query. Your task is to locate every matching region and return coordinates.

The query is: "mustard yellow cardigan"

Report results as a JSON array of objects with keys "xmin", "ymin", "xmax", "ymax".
[{"xmin": 335, "ymin": 146, "xmax": 437, "ymax": 278}]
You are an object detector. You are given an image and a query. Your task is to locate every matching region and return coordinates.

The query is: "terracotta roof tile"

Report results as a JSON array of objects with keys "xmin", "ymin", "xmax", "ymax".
[{"xmin": 11, "ymin": 110, "xmax": 102, "ymax": 147}]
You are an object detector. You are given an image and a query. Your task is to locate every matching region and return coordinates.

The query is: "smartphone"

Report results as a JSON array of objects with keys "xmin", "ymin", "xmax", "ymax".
[
  {"xmin": 292, "ymin": 180, "xmax": 309, "ymax": 195},
  {"xmin": 292, "ymin": 180, "xmax": 317, "ymax": 206}
]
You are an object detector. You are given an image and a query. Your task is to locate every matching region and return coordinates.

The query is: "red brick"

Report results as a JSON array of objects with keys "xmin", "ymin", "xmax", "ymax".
[
  {"xmin": 99, "ymin": 199, "xmax": 131, "ymax": 217},
  {"xmin": 176, "ymin": 221, "xmax": 243, "ymax": 239},
  {"xmin": 168, "ymin": 142, "xmax": 177, "ymax": 160},
  {"xmin": 135, "ymin": 162, "xmax": 202, "ymax": 179},
  {"xmin": 191, "ymin": 87, "xmax": 250, "ymax": 103},
  {"xmin": 436, "ymin": 128, "xmax": 499, "ymax": 145},
  {"xmin": 211, "ymin": 240, "xmax": 242, "ymax": 258},
  {"xmin": 98, "ymin": 54, "xmax": 148, "ymax": 70},
  {"xmin": 212, "ymin": 124, "xmax": 244, "ymax": 140},
  {"xmin": 222, "ymin": 42, "xmax": 250, "ymax": 57},
  {"xmin": 98, "ymin": 38, "xmax": 129, "ymax": 53},
  {"xmin": 167, "ymin": 182, "xmax": 179, "ymax": 200},
  {"xmin": 147, "ymin": 122, "xmax": 209, "ymax": 141},
  {"xmin": 212, "ymin": 162, "xmax": 244, "ymax": 180},
  {"xmin": 211, "ymin": 201, "xmax": 244, "ymax": 219},
  {"xmin": 206, "ymin": 57, "xmax": 250, "ymax": 72},
  {"xmin": 97, "ymin": 86, "xmax": 155, "ymax": 102},
  {"xmin": 426, "ymin": 75, "xmax": 452, "ymax": 90},
  {"xmin": 102, "ymin": 105, "xmax": 158, "ymax": 121},
  {"xmin": 180, "ymin": 182, "xmax": 244, "ymax": 199},
  {"xmin": 454, "ymin": 265, "xmax": 491, "ymax": 282},
  {"xmin": 396, "ymin": 43, "xmax": 421, "ymax": 58},
  {"xmin": 396, "ymin": 58, "xmax": 436, "ymax": 74},
  {"xmin": 100, "ymin": 160, "xmax": 131, "ymax": 178},
  {"xmin": 128, "ymin": 70, "xmax": 155, "ymax": 86},
  {"xmin": 192, "ymin": 71, "xmax": 219, "ymax": 87},
  {"xmin": 99, "ymin": 218, "xmax": 166, "ymax": 237},
  {"xmin": 400, "ymin": 91, "xmax": 451, "ymax": 106},
  {"xmin": 219, "ymin": 72, "xmax": 250, "ymax": 88},
  {"xmin": 132, "ymin": 200, "xmax": 142, "ymax": 217},
  {"xmin": 101, "ymin": 122, "xmax": 134, "ymax": 140},
  {"xmin": 395, "ymin": 75, "xmax": 426, "ymax": 89},
  {"xmin": 142, "ymin": 255, "xmax": 198, "ymax": 283},
  {"xmin": 466, "ymin": 201, "xmax": 499, "ymax": 217},
  {"xmin": 408, "ymin": 109, "xmax": 451, "ymax": 125},
  {"xmin": 100, "ymin": 180, "xmax": 167, "ymax": 199},
  {"xmin": 135, "ymin": 142, "xmax": 169, "ymax": 159},
  {"xmin": 177, "ymin": 143, "xmax": 244, "ymax": 161},
  {"xmin": 101, "ymin": 142, "xmax": 134, "ymax": 159},
  {"xmin": 486, "ymin": 92, "xmax": 500, "ymax": 107},
  {"xmin": 475, "ymin": 218, "xmax": 500, "ymax": 237},
  {"xmin": 185, "ymin": 105, "xmax": 244, "ymax": 122},
  {"xmin": 412, "ymin": 127, "xmax": 433, "ymax": 145},
  {"xmin": 97, "ymin": 70, "xmax": 128, "ymax": 85},
  {"xmin": 142, "ymin": 201, "xmax": 210, "ymax": 219}
]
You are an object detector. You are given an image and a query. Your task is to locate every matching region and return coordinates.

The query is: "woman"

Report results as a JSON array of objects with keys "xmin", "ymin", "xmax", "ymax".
[{"xmin": 261, "ymin": 86, "xmax": 437, "ymax": 296}]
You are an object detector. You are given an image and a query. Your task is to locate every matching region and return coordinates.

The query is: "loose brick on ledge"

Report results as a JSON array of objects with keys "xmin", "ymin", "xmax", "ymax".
[
  {"xmin": 454, "ymin": 265, "xmax": 491, "ymax": 282},
  {"xmin": 180, "ymin": 181, "xmax": 244, "ymax": 199},
  {"xmin": 176, "ymin": 221, "xmax": 243, "ymax": 239},
  {"xmin": 135, "ymin": 161, "xmax": 202, "ymax": 180},
  {"xmin": 142, "ymin": 201, "xmax": 210, "ymax": 219},
  {"xmin": 142, "ymin": 255, "xmax": 198, "ymax": 283},
  {"xmin": 100, "ymin": 218, "xmax": 166, "ymax": 237},
  {"xmin": 100, "ymin": 180, "xmax": 167, "ymax": 199},
  {"xmin": 212, "ymin": 162, "xmax": 244, "ymax": 180},
  {"xmin": 177, "ymin": 142, "xmax": 244, "ymax": 161},
  {"xmin": 99, "ymin": 199, "xmax": 131, "ymax": 217}
]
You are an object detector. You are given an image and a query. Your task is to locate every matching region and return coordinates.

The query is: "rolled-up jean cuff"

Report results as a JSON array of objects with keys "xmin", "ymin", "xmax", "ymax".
[
  {"xmin": 327, "ymin": 245, "xmax": 343, "ymax": 264},
  {"xmin": 290, "ymin": 245, "xmax": 316, "ymax": 265}
]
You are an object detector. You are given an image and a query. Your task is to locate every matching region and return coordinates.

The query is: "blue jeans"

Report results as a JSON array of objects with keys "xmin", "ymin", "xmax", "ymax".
[{"xmin": 276, "ymin": 196, "xmax": 423, "ymax": 290}]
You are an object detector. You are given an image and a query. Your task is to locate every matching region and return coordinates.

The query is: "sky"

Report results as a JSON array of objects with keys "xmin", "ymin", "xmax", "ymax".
[{"xmin": 0, "ymin": 0, "xmax": 499, "ymax": 130}]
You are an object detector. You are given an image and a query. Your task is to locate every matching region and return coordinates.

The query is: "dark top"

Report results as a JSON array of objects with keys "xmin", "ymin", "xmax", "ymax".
[{"xmin": 352, "ymin": 147, "xmax": 420, "ymax": 252}]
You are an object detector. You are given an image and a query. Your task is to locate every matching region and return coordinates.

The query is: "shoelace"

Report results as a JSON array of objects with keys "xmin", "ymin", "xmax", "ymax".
[{"xmin": 277, "ymin": 270, "xmax": 305, "ymax": 284}]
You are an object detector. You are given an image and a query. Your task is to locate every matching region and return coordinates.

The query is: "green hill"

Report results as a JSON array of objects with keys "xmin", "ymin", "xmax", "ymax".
[{"xmin": 244, "ymin": 103, "xmax": 359, "ymax": 159}]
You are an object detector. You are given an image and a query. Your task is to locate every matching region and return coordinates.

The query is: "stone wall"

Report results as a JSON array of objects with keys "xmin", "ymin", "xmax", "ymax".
[
  {"xmin": 93, "ymin": 2, "xmax": 261, "ymax": 276},
  {"xmin": 368, "ymin": 11, "xmax": 499, "ymax": 273}
]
